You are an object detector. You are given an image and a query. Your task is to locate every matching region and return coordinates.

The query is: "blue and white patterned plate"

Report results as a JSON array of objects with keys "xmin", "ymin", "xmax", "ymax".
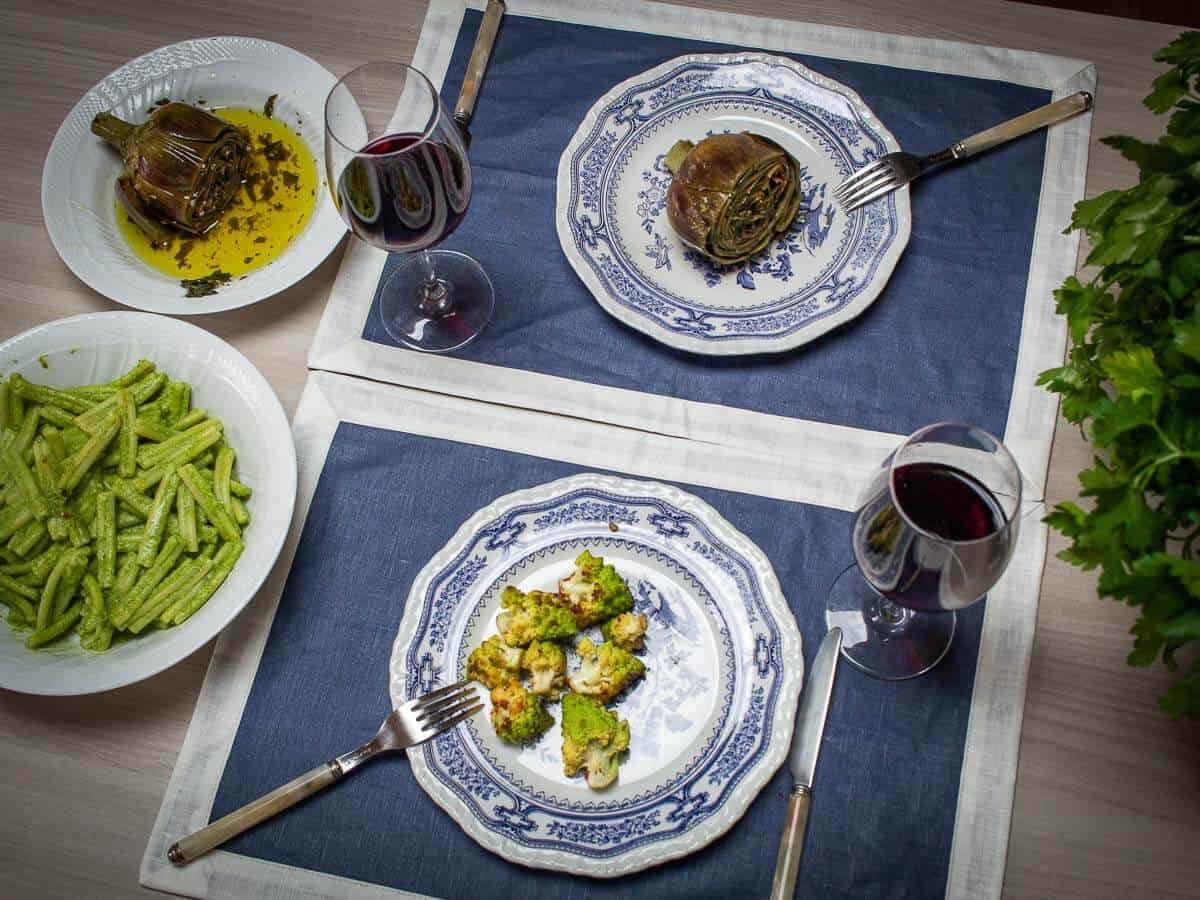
[
  {"xmin": 390, "ymin": 474, "xmax": 802, "ymax": 877},
  {"xmin": 556, "ymin": 53, "xmax": 911, "ymax": 355}
]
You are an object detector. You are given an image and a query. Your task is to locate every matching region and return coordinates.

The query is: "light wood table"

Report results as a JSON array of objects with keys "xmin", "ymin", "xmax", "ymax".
[{"xmin": 1, "ymin": 1, "xmax": 1198, "ymax": 897}]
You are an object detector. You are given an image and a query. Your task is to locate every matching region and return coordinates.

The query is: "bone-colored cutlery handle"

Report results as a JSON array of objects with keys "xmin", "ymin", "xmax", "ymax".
[
  {"xmin": 453, "ymin": 0, "xmax": 505, "ymax": 129},
  {"xmin": 168, "ymin": 763, "xmax": 339, "ymax": 865},
  {"xmin": 954, "ymin": 90, "xmax": 1092, "ymax": 159},
  {"xmin": 769, "ymin": 785, "xmax": 812, "ymax": 900}
]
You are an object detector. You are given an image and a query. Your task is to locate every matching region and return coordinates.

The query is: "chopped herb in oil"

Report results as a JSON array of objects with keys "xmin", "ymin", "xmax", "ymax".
[{"xmin": 181, "ymin": 270, "xmax": 232, "ymax": 297}]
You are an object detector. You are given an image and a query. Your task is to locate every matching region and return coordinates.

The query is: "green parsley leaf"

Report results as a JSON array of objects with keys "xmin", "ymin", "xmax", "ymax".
[
  {"xmin": 1102, "ymin": 348, "xmax": 1164, "ymax": 404},
  {"xmin": 1041, "ymin": 31, "xmax": 1200, "ymax": 718}
]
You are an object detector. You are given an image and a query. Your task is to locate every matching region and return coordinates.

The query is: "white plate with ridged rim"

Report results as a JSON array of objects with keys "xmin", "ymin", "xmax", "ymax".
[
  {"xmin": 0, "ymin": 312, "xmax": 296, "ymax": 694},
  {"xmin": 390, "ymin": 473, "xmax": 802, "ymax": 877},
  {"xmin": 556, "ymin": 52, "xmax": 911, "ymax": 355},
  {"xmin": 41, "ymin": 36, "xmax": 346, "ymax": 315}
]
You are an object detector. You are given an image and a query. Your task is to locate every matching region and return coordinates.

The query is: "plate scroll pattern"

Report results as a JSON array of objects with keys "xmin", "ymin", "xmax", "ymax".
[
  {"xmin": 556, "ymin": 52, "xmax": 912, "ymax": 355},
  {"xmin": 390, "ymin": 474, "xmax": 803, "ymax": 877}
]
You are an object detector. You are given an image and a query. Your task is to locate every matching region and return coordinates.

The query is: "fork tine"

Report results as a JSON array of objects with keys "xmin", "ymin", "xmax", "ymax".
[
  {"xmin": 842, "ymin": 180, "xmax": 901, "ymax": 213},
  {"xmin": 836, "ymin": 168, "xmax": 898, "ymax": 206},
  {"xmin": 409, "ymin": 679, "xmax": 469, "ymax": 710},
  {"xmin": 835, "ymin": 159, "xmax": 885, "ymax": 190},
  {"xmin": 838, "ymin": 171, "xmax": 902, "ymax": 210},
  {"xmin": 415, "ymin": 686, "xmax": 478, "ymax": 721},
  {"xmin": 834, "ymin": 159, "xmax": 887, "ymax": 196},
  {"xmin": 423, "ymin": 694, "xmax": 484, "ymax": 730},
  {"xmin": 421, "ymin": 702, "xmax": 485, "ymax": 739}
]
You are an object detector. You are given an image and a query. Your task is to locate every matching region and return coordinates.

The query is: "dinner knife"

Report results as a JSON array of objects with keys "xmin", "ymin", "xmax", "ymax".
[
  {"xmin": 453, "ymin": 0, "xmax": 505, "ymax": 147},
  {"xmin": 769, "ymin": 626, "xmax": 842, "ymax": 900}
]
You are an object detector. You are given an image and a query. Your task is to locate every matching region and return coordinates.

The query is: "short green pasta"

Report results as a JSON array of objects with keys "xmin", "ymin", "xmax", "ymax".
[{"xmin": 0, "ymin": 363, "xmax": 251, "ymax": 652}]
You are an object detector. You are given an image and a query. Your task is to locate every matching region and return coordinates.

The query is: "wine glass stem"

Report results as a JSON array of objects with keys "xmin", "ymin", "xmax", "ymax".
[
  {"xmin": 868, "ymin": 594, "xmax": 912, "ymax": 637},
  {"xmin": 416, "ymin": 250, "xmax": 453, "ymax": 317}
]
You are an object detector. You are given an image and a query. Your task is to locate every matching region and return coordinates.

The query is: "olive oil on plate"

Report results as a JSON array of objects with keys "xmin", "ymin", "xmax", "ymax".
[{"xmin": 115, "ymin": 107, "xmax": 318, "ymax": 287}]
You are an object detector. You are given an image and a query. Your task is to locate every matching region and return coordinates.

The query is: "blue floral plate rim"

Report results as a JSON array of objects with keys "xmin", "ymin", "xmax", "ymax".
[
  {"xmin": 555, "ymin": 52, "xmax": 912, "ymax": 356},
  {"xmin": 390, "ymin": 473, "xmax": 803, "ymax": 877}
]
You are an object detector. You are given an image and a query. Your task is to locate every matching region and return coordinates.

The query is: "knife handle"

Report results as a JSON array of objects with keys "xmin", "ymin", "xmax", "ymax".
[
  {"xmin": 453, "ymin": 0, "xmax": 505, "ymax": 133},
  {"xmin": 769, "ymin": 785, "xmax": 811, "ymax": 900}
]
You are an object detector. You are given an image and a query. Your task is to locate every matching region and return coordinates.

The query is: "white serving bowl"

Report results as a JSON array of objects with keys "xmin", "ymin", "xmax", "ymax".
[
  {"xmin": 0, "ymin": 312, "xmax": 296, "ymax": 695},
  {"xmin": 41, "ymin": 36, "xmax": 346, "ymax": 315}
]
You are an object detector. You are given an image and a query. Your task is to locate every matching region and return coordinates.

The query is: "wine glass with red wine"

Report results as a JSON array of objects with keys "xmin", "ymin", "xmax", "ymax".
[
  {"xmin": 324, "ymin": 62, "xmax": 493, "ymax": 353},
  {"xmin": 826, "ymin": 422, "xmax": 1022, "ymax": 680}
]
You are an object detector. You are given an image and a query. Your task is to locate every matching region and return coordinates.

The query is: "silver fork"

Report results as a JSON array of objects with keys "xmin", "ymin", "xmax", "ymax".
[
  {"xmin": 834, "ymin": 90, "xmax": 1092, "ymax": 212},
  {"xmin": 167, "ymin": 680, "xmax": 483, "ymax": 865}
]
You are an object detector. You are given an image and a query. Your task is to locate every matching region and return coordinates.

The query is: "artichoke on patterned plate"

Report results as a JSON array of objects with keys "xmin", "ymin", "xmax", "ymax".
[
  {"xmin": 664, "ymin": 132, "xmax": 803, "ymax": 266},
  {"xmin": 91, "ymin": 102, "xmax": 251, "ymax": 243}
]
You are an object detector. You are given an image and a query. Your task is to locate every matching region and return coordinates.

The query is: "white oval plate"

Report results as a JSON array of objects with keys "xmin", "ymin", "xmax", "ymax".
[
  {"xmin": 41, "ymin": 37, "xmax": 346, "ymax": 315},
  {"xmin": 391, "ymin": 474, "xmax": 802, "ymax": 877},
  {"xmin": 0, "ymin": 312, "xmax": 296, "ymax": 695},
  {"xmin": 557, "ymin": 53, "xmax": 911, "ymax": 355}
]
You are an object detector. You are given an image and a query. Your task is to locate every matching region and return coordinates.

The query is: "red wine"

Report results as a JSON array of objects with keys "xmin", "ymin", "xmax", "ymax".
[
  {"xmin": 336, "ymin": 132, "xmax": 470, "ymax": 252},
  {"xmin": 853, "ymin": 462, "xmax": 1010, "ymax": 612},
  {"xmin": 892, "ymin": 463, "xmax": 1005, "ymax": 541}
]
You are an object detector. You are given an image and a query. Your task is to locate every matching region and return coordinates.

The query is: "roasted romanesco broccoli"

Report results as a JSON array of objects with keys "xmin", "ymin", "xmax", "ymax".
[
  {"xmin": 521, "ymin": 640, "xmax": 567, "ymax": 699},
  {"xmin": 490, "ymin": 679, "xmax": 554, "ymax": 744},
  {"xmin": 496, "ymin": 586, "xmax": 577, "ymax": 647},
  {"xmin": 466, "ymin": 553, "xmax": 647, "ymax": 776},
  {"xmin": 568, "ymin": 637, "xmax": 646, "ymax": 702},
  {"xmin": 600, "ymin": 611, "xmax": 648, "ymax": 651},
  {"xmin": 467, "ymin": 635, "xmax": 523, "ymax": 689},
  {"xmin": 557, "ymin": 550, "xmax": 634, "ymax": 627},
  {"xmin": 562, "ymin": 692, "xmax": 630, "ymax": 789}
]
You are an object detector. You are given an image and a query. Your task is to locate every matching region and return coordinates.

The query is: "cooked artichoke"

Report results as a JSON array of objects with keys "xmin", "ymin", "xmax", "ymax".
[
  {"xmin": 664, "ymin": 132, "xmax": 802, "ymax": 266},
  {"xmin": 92, "ymin": 102, "xmax": 250, "ymax": 241}
]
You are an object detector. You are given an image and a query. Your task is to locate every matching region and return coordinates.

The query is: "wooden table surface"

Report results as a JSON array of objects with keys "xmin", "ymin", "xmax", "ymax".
[{"xmin": 2, "ymin": 1, "xmax": 1198, "ymax": 897}]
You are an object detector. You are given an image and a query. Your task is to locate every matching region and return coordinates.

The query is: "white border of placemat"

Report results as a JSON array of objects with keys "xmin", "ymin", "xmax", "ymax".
[
  {"xmin": 142, "ymin": 370, "xmax": 1047, "ymax": 899},
  {"xmin": 308, "ymin": 0, "xmax": 1095, "ymax": 502}
]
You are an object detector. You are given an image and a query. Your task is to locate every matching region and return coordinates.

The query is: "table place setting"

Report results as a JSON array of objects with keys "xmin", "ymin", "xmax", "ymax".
[
  {"xmin": 1, "ymin": 0, "xmax": 1135, "ymax": 896},
  {"xmin": 137, "ymin": 371, "xmax": 1050, "ymax": 899},
  {"xmin": 311, "ymin": 0, "xmax": 1097, "ymax": 498}
]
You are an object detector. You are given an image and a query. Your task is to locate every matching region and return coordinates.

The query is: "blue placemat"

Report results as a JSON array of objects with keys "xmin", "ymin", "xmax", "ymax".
[
  {"xmin": 210, "ymin": 421, "xmax": 983, "ymax": 899},
  {"xmin": 362, "ymin": 11, "xmax": 1049, "ymax": 441}
]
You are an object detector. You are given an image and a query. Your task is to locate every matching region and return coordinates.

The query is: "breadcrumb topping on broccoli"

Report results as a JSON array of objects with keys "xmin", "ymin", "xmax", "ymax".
[
  {"xmin": 490, "ymin": 679, "xmax": 554, "ymax": 744},
  {"xmin": 558, "ymin": 550, "xmax": 634, "ymax": 627},
  {"xmin": 465, "ymin": 552, "xmax": 649, "ymax": 788},
  {"xmin": 521, "ymin": 640, "xmax": 567, "ymax": 699},
  {"xmin": 496, "ymin": 585, "xmax": 577, "ymax": 647},
  {"xmin": 569, "ymin": 637, "xmax": 646, "ymax": 702},
  {"xmin": 600, "ymin": 611, "xmax": 648, "ymax": 651},
  {"xmin": 562, "ymin": 692, "xmax": 630, "ymax": 789},
  {"xmin": 467, "ymin": 635, "xmax": 523, "ymax": 690}
]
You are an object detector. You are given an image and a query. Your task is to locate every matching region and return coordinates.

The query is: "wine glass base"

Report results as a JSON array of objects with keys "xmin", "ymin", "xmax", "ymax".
[
  {"xmin": 378, "ymin": 250, "xmax": 494, "ymax": 353},
  {"xmin": 825, "ymin": 564, "xmax": 957, "ymax": 681}
]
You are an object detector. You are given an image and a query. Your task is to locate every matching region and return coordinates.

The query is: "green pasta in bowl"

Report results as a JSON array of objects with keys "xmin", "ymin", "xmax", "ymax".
[
  {"xmin": 0, "ymin": 311, "xmax": 296, "ymax": 696},
  {"xmin": 0, "ymin": 363, "xmax": 250, "ymax": 651}
]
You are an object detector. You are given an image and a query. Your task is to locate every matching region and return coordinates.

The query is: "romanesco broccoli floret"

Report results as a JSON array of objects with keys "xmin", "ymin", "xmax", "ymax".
[
  {"xmin": 490, "ymin": 679, "xmax": 554, "ymax": 744},
  {"xmin": 600, "ymin": 611, "xmax": 648, "ymax": 651},
  {"xmin": 496, "ymin": 586, "xmax": 577, "ymax": 647},
  {"xmin": 557, "ymin": 550, "xmax": 634, "ymax": 627},
  {"xmin": 521, "ymin": 640, "xmax": 567, "ymax": 699},
  {"xmin": 467, "ymin": 635, "xmax": 523, "ymax": 690},
  {"xmin": 568, "ymin": 637, "xmax": 645, "ymax": 702},
  {"xmin": 562, "ymin": 692, "xmax": 630, "ymax": 789}
]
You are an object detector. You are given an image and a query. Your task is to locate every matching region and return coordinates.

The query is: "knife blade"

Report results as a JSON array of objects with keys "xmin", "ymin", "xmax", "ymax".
[{"xmin": 769, "ymin": 626, "xmax": 842, "ymax": 900}]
